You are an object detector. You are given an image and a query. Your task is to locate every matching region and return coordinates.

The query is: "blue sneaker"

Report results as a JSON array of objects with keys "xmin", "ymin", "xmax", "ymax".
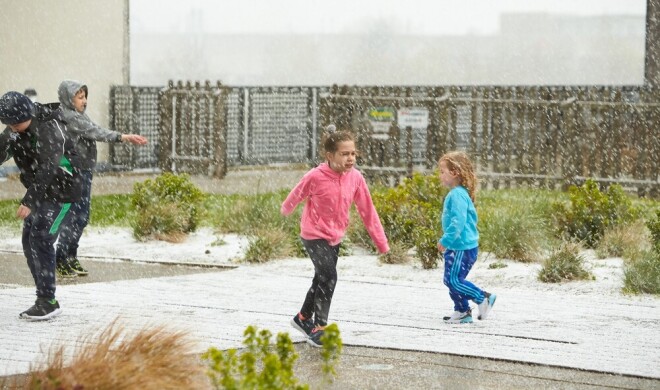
[
  {"xmin": 290, "ymin": 313, "xmax": 314, "ymax": 337},
  {"xmin": 444, "ymin": 309, "xmax": 473, "ymax": 324},
  {"xmin": 478, "ymin": 292, "xmax": 497, "ymax": 320},
  {"xmin": 306, "ymin": 327, "xmax": 324, "ymax": 348}
]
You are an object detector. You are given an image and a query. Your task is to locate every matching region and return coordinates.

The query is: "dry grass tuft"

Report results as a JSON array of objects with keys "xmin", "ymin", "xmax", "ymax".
[
  {"xmin": 154, "ymin": 231, "xmax": 188, "ymax": 243},
  {"xmin": 19, "ymin": 321, "xmax": 209, "ymax": 390},
  {"xmin": 378, "ymin": 242, "xmax": 411, "ymax": 264}
]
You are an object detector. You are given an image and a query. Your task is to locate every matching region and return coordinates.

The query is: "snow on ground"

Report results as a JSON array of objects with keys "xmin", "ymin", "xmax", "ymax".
[{"xmin": 0, "ymin": 227, "xmax": 658, "ymax": 378}]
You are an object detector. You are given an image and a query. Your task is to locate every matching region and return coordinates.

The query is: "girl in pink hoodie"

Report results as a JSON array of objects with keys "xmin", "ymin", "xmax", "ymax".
[{"xmin": 281, "ymin": 127, "xmax": 389, "ymax": 347}]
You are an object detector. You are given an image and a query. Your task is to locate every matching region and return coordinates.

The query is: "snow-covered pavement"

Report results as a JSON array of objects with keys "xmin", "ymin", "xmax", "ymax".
[{"xmin": 0, "ymin": 228, "xmax": 658, "ymax": 379}]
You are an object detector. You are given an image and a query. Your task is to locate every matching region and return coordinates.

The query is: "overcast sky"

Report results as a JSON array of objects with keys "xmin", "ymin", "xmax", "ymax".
[{"xmin": 131, "ymin": 0, "xmax": 646, "ymax": 35}]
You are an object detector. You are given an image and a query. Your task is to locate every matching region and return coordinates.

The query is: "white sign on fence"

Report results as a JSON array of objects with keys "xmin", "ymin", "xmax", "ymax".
[{"xmin": 397, "ymin": 107, "xmax": 429, "ymax": 129}]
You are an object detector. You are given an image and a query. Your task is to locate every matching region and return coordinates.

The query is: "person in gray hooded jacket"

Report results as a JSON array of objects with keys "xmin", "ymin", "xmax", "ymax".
[{"xmin": 55, "ymin": 80, "xmax": 147, "ymax": 277}]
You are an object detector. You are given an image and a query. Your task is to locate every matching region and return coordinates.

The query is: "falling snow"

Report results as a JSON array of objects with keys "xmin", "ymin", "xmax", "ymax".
[{"xmin": 0, "ymin": 227, "xmax": 658, "ymax": 378}]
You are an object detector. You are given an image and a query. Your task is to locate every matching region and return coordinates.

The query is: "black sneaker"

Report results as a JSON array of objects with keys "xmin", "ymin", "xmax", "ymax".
[
  {"xmin": 306, "ymin": 327, "xmax": 324, "ymax": 348},
  {"xmin": 19, "ymin": 297, "xmax": 62, "ymax": 321},
  {"xmin": 56, "ymin": 261, "xmax": 77, "ymax": 279},
  {"xmin": 68, "ymin": 258, "xmax": 89, "ymax": 276},
  {"xmin": 291, "ymin": 313, "xmax": 315, "ymax": 337}
]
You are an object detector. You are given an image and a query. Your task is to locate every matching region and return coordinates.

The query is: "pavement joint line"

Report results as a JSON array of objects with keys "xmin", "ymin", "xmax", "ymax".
[{"xmin": 0, "ymin": 249, "xmax": 239, "ymax": 269}]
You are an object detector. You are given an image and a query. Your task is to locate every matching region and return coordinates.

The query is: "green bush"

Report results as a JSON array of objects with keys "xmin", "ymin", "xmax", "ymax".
[
  {"xmin": 414, "ymin": 227, "xmax": 441, "ymax": 269},
  {"xmin": 623, "ymin": 250, "xmax": 660, "ymax": 295},
  {"xmin": 133, "ymin": 202, "xmax": 190, "ymax": 242},
  {"xmin": 538, "ymin": 242, "xmax": 593, "ymax": 283},
  {"xmin": 0, "ymin": 199, "xmax": 22, "ymax": 230},
  {"xmin": 346, "ymin": 207, "xmax": 375, "ymax": 251},
  {"xmin": 203, "ymin": 326, "xmax": 308, "ymax": 390},
  {"xmin": 131, "ymin": 173, "xmax": 205, "ymax": 241},
  {"xmin": 479, "ymin": 207, "xmax": 546, "ymax": 263},
  {"xmin": 647, "ymin": 209, "xmax": 660, "ymax": 254},
  {"xmin": 552, "ymin": 179, "xmax": 638, "ymax": 248},
  {"xmin": 243, "ymin": 230, "xmax": 295, "ymax": 263},
  {"xmin": 372, "ymin": 173, "xmax": 446, "ymax": 267},
  {"xmin": 320, "ymin": 323, "xmax": 343, "ymax": 384},
  {"xmin": 202, "ymin": 324, "xmax": 343, "ymax": 389}
]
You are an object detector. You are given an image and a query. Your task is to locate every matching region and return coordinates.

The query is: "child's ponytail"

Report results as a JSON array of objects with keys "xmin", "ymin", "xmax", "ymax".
[{"xmin": 322, "ymin": 124, "xmax": 354, "ymax": 154}]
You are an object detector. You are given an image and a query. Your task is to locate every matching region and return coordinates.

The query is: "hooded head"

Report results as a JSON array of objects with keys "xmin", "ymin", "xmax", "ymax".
[
  {"xmin": 58, "ymin": 80, "xmax": 88, "ymax": 113},
  {"xmin": 0, "ymin": 91, "xmax": 34, "ymax": 126}
]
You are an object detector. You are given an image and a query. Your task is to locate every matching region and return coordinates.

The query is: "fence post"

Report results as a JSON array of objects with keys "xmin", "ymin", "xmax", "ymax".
[
  {"xmin": 159, "ymin": 80, "xmax": 174, "ymax": 172},
  {"xmin": 213, "ymin": 81, "xmax": 228, "ymax": 179},
  {"xmin": 560, "ymin": 93, "xmax": 579, "ymax": 190},
  {"xmin": 491, "ymin": 87, "xmax": 502, "ymax": 189},
  {"xmin": 649, "ymin": 88, "xmax": 660, "ymax": 197},
  {"xmin": 501, "ymin": 87, "xmax": 513, "ymax": 189},
  {"xmin": 469, "ymin": 88, "xmax": 479, "ymax": 167}
]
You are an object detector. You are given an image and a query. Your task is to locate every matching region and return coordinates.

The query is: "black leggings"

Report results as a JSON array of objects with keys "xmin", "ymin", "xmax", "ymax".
[{"xmin": 300, "ymin": 238, "xmax": 340, "ymax": 327}]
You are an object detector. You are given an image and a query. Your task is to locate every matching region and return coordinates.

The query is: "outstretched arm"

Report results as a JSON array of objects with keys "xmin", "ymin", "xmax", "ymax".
[{"xmin": 66, "ymin": 112, "xmax": 147, "ymax": 145}]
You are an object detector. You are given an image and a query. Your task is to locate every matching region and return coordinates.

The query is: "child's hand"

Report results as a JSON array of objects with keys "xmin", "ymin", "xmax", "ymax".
[
  {"xmin": 121, "ymin": 134, "xmax": 148, "ymax": 145},
  {"xmin": 16, "ymin": 204, "xmax": 31, "ymax": 220},
  {"xmin": 437, "ymin": 243, "xmax": 445, "ymax": 253}
]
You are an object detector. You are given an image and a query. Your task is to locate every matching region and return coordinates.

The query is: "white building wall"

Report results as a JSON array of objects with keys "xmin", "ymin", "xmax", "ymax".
[{"xmin": 0, "ymin": 0, "xmax": 129, "ymax": 167}]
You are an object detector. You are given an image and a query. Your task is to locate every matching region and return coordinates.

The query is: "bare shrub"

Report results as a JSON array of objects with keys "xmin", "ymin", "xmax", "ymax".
[
  {"xmin": 623, "ymin": 250, "xmax": 660, "ymax": 295},
  {"xmin": 21, "ymin": 321, "xmax": 208, "ymax": 390},
  {"xmin": 595, "ymin": 221, "xmax": 650, "ymax": 259}
]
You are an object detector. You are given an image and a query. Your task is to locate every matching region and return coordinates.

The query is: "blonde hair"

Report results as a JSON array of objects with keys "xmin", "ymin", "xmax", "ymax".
[{"xmin": 439, "ymin": 151, "xmax": 477, "ymax": 203}]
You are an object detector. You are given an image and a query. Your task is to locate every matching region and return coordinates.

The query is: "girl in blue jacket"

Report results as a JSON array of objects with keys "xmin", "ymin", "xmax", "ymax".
[{"xmin": 437, "ymin": 151, "xmax": 496, "ymax": 324}]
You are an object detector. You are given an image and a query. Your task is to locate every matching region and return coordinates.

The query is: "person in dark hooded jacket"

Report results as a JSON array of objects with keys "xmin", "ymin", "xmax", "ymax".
[
  {"xmin": 0, "ymin": 91, "xmax": 82, "ymax": 321},
  {"xmin": 54, "ymin": 80, "xmax": 147, "ymax": 278}
]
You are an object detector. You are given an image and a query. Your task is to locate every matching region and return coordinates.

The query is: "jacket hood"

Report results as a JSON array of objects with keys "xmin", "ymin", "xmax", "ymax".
[
  {"xmin": 318, "ymin": 161, "xmax": 350, "ymax": 178},
  {"xmin": 33, "ymin": 102, "xmax": 62, "ymax": 123},
  {"xmin": 58, "ymin": 80, "xmax": 87, "ymax": 113}
]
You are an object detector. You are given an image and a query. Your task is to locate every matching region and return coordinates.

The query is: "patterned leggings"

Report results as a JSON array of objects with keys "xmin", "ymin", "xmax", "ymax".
[{"xmin": 299, "ymin": 238, "xmax": 340, "ymax": 326}]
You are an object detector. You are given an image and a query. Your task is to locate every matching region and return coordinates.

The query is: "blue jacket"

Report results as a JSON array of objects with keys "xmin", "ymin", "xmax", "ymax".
[{"xmin": 439, "ymin": 186, "xmax": 479, "ymax": 250}]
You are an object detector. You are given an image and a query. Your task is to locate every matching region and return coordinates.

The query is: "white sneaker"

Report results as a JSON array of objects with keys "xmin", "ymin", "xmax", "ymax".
[
  {"xmin": 443, "ymin": 310, "xmax": 473, "ymax": 324},
  {"xmin": 477, "ymin": 292, "xmax": 497, "ymax": 320},
  {"xmin": 443, "ymin": 311, "xmax": 463, "ymax": 321}
]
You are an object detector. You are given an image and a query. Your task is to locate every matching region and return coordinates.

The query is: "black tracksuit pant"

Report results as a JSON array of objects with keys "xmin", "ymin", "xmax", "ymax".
[{"xmin": 22, "ymin": 200, "xmax": 72, "ymax": 299}]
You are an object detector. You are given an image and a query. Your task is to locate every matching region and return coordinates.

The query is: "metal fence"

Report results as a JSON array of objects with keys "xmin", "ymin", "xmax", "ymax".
[
  {"xmin": 320, "ymin": 85, "xmax": 659, "ymax": 195},
  {"xmin": 109, "ymin": 83, "xmax": 659, "ymax": 195},
  {"xmin": 158, "ymin": 81, "xmax": 228, "ymax": 177},
  {"xmin": 226, "ymin": 86, "xmax": 329, "ymax": 165},
  {"xmin": 109, "ymin": 85, "xmax": 162, "ymax": 169}
]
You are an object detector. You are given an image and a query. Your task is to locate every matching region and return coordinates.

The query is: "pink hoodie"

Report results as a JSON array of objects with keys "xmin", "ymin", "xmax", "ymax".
[{"xmin": 281, "ymin": 163, "xmax": 389, "ymax": 254}]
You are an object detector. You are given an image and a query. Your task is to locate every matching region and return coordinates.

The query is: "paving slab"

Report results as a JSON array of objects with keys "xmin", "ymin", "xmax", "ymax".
[{"xmin": 0, "ymin": 255, "xmax": 658, "ymax": 383}]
